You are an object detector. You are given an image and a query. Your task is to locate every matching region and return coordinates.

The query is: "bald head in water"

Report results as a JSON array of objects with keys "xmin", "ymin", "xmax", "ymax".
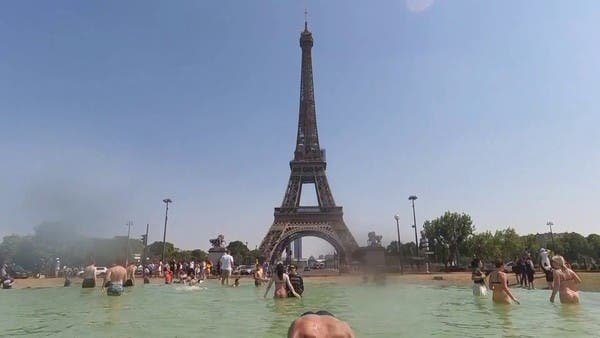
[{"xmin": 287, "ymin": 314, "xmax": 355, "ymax": 338}]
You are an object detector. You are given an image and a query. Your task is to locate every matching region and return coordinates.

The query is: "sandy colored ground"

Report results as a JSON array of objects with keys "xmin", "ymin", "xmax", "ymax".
[{"xmin": 8, "ymin": 272, "xmax": 600, "ymax": 292}]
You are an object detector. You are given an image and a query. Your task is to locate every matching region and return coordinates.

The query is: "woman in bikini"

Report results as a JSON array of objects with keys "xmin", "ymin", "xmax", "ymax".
[
  {"xmin": 550, "ymin": 255, "xmax": 581, "ymax": 304},
  {"xmin": 264, "ymin": 263, "xmax": 301, "ymax": 299},
  {"xmin": 471, "ymin": 258, "xmax": 487, "ymax": 297},
  {"xmin": 488, "ymin": 259, "xmax": 520, "ymax": 304}
]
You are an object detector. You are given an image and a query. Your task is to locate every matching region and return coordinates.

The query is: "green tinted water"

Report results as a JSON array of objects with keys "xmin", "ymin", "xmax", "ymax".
[{"xmin": 1, "ymin": 279, "xmax": 599, "ymax": 337}]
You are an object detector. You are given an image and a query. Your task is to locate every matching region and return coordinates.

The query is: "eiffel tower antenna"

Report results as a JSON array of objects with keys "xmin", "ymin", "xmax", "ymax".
[{"xmin": 304, "ymin": 6, "xmax": 308, "ymax": 30}]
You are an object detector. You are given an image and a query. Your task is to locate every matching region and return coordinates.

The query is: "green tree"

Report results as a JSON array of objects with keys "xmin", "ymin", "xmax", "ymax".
[
  {"xmin": 493, "ymin": 228, "xmax": 522, "ymax": 261},
  {"xmin": 227, "ymin": 241, "xmax": 250, "ymax": 265},
  {"xmin": 422, "ymin": 212, "xmax": 475, "ymax": 267},
  {"xmin": 587, "ymin": 234, "xmax": 600, "ymax": 260},
  {"xmin": 190, "ymin": 249, "xmax": 208, "ymax": 262},
  {"xmin": 463, "ymin": 231, "xmax": 495, "ymax": 261},
  {"xmin": 0, "ymin": 234, "xmax": 23, "ymax": 263},
  {"xmin": 147, "ymin": 241, "xmax": 175, "ymax": 261},
  {"xmin": 386, "ymin": 241, "xmax": 416, "ymax": 257},
  {"xmin": 558, "ymin": 232, "xmax": 590, "ymax": 263}
]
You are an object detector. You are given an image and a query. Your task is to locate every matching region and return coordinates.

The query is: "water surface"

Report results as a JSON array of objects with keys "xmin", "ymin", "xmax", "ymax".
[{"xmin": 1, "ymin": 279, "xmax": 599, "ymax": 337}]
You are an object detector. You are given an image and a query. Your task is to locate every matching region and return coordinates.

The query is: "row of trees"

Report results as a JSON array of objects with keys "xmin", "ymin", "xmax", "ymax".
[
  {"xmin": 384, "ymin": 211, "xmax": 600, "ymax": 270},
  {"xmin": 4, "ymin": 214, "xmax": 598, "ymax": 273},
  {"xmin": 0, "ymin": 222, "xmax": 264, "ymax": 274}
]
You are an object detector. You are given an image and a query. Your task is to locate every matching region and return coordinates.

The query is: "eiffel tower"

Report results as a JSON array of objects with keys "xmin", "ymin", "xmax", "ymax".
[{"xmin": 258, "ymin": 21, "xmax": 359, "ymax": 269}]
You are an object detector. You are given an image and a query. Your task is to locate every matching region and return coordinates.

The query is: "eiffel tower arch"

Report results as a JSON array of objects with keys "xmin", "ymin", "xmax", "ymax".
[{"xmin": 258, "ymin": 21, "xmax": 359, "ymax": 269}]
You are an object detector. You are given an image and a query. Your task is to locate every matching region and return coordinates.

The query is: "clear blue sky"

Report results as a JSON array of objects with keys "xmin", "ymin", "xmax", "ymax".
[{"xmin": 1, "ymin": 1, "xmax": 599, "ymax": 256}]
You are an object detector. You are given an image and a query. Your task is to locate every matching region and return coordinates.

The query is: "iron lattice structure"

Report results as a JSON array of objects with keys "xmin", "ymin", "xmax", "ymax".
[{"xmin": 258, "ymin": 22, "xmax": 359, "ymax": 269}]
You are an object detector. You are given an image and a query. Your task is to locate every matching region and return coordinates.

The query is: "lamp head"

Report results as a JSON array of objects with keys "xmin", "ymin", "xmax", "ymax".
[
  {"xmin": 394, "ymin": 214, "xmax": 400, "ymax": 221},
  {"xmin": 408, "ymin": 195, "xmax": 418, "ymax": 201},
  {"xmin": 163, "ymin": 198, "xmax": 172, "ymax": 204}
]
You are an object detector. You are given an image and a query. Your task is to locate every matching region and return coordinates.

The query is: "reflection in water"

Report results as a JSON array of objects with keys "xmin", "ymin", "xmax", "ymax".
[{"xmin": 492, "ymin": 304, "xmax": 514, "ymax": 337}]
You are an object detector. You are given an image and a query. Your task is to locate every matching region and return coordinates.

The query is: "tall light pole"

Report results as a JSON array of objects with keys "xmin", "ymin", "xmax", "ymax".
[
  {"xmin": 161, "ymin": 198, "xmax": 172, "ymax": 264},
  {"xmin": 547, "ymin": 221, "xmax": 555, "ymax": 252},
  {"xmin": 125, "ymin": 221, "xmax": 133, "ymax": 267},
  {"xmin": 394, "ymin": 214, "xmax": 403, "ymax": 275},
  {"xmin": 409, "ymin": 195, "xmax": 419, "ymax": 256}
]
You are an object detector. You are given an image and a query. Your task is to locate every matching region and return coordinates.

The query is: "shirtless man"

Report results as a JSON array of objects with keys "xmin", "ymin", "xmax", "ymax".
[
  {"xmin": 124, "ymin": 263, "xmax": 136, "ymax": 287},
  {"xmin": 287, "ymin": 312, "xmax": 355, "ymax": 338},
  {"xmin": 253, "ymin": 263, "xmax": 268, "ymax": 287},
  {"xmin": 103, "ymin": 263, "xmax": 127, "ymax": 296},
  {"xmin": 81, "ymin": 260, "xmax": 97, "ymax": 288}
]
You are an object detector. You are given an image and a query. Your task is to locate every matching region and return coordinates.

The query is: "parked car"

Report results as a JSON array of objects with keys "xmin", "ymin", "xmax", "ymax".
[
  {"xmin": 238, "ymin": 265, "xmax": 254, "ymax": 275},
  {"xmin": 303, "ymin": 266, "xmax": 311, "ymax": 272},
  {"xmin": 95, "ymin": 267, "xmax": 108, "ymax": 277},
  {"xmin": 504, "ymin": 261, "xmax": 517, "ymax": 273},
  {"xmin": 9, "ymin": 265, "xmax": 30, "ymax": 279}
]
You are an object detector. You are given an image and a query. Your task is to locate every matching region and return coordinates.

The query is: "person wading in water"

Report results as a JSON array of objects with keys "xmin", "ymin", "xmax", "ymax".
[
  {"xmin": 488, "ymin": 259, "xmax": 520, "ymax": 304},
  {"xmin": 264, "ymin": 263, "xmax": 301, "ymax": 299}
]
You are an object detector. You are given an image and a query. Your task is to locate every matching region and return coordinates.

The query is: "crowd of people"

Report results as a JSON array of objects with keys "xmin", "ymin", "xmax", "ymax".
[{"xmin": 470, "ymin": 250, "xmax": 582, "ymax": 305}]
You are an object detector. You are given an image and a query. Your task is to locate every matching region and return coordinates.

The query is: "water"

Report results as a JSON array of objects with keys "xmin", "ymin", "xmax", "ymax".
[{"xmin": 1, "ymin": 279, "xmax": 599, "ymax": 337}]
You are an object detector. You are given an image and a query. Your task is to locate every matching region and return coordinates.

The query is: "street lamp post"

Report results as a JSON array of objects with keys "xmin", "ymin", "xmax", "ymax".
[
  {"xmin": 125, "ymin": 221, "xmax": 133, "ymax": 267},
  {"xmin": 161, "ymin": 198, "xmax": 172, "ymax": 264},
  {"xmin": 547, "ymin": 221, "xmax": 555, "ymax": 252},
  {"xmin": 409, "ymin": 195, "xmax": 418, "ymax": 257},
  {"xmin": 394, "ymin": 214, "xmax": 403, "ymax": 275}
]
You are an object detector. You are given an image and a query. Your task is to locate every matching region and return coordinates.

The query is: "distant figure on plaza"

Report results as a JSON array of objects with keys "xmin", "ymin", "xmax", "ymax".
[
  {"xmin": 205, "ymin": 259, "xmax": 212, "ymax": 278},
  {"xmin": 81, "ymin": 260, "xmax": 97, "ymax": 288},
  {"xmin": 488, "ymin": 259, "xmax": 520, "ymax": 304},
  {"xmin": 264, "ymin": 263, "xmax": 301, "ymax": 299},
  {"xmin": 253, "ymin": 263, "xmax": 268, "ymax": 287},
  {"xmin": 287, "ymin": 311, "xmax": 355, "ymax": 338},
  {"xmin": 539, "ymin": 248, "xmax": 553, "ymax": 289},
  {"xmin": 164, "ymin": 265, "xmax": 173, "ymax": 284},
  {"xmin": 103, "ymin": 263, "xmax": 127, "ymax": 296},
  {"xmin": 525, "ymin": 254, "xmax": 535, "ymax": 289},
  {"xmin": 124, "ymin": 263, "xmax": 136, "ymax": 287},
  {"xmin": 287, "ymin": 264, "xmax": 304, "ymax": 297},
  {"xmin": 550, "ymin": 255, "xmax": 582, "ymax": 304},
  {"xmin": 1, "ymin": 263, "xmax": 14, "ymax": 289},
  {"xmin": 470, "ymin": 258, "xmax": 487, "ymax": 297},
  {"xmin": 63, "ymin": 275, "xmax": 72, "ymax": 287},
  {"xmin": 219, "ymin": 249, "xmax": 234, "ymax": 286},
  {"xmin": 233, "ymin": 278, "xmax": 240, "ymax": 287},
  {"xmin": 518, "ymin": 256, "xmax": 528, "ymax": 288}
]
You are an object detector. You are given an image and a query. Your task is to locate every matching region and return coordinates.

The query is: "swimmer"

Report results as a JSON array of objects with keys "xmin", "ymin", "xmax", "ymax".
[
  {"xmin": 488, "ymin": 259, "xmax": 520, "ymax": 304},
  {"xmin": 471, "ymin": 258, "xmax": 487, "ymax": 297},
  {"xmin": 1, "ymin": 263, "xmax": 15, "ymax": 289},
  {"xmin": 287, "ymin": 311, "xmax": 355, "ymax": 338},
  {"xmin": 103, "ymin": 263, "xmax": 127, "ymax": 296},
  {"xmin": 550, "ymin": 255, "xmax": 581, "ymax": 304},
  {"xmin": 264, "ymin": 263, "xmax": 301, "ymax": 299},
  {"xmin": 81, "ymin": 260, "xmax": 97, "ymax": 288},
  {"xmin": 253, "ymin": 263, "xmax": 268, "ymax": 287},
  {"xmin": 164, "ymin": 267, "xmax": 173, "ymax": 284},
  {"xmin": 124, "ymin": 263, "xmax": 136, "ymax": 287}
]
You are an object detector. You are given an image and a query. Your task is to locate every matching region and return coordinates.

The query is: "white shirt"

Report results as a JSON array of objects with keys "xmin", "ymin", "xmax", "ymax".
[{"xmin": 219, "ymin": 254, "xmax": 234, "ymax": 271}]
